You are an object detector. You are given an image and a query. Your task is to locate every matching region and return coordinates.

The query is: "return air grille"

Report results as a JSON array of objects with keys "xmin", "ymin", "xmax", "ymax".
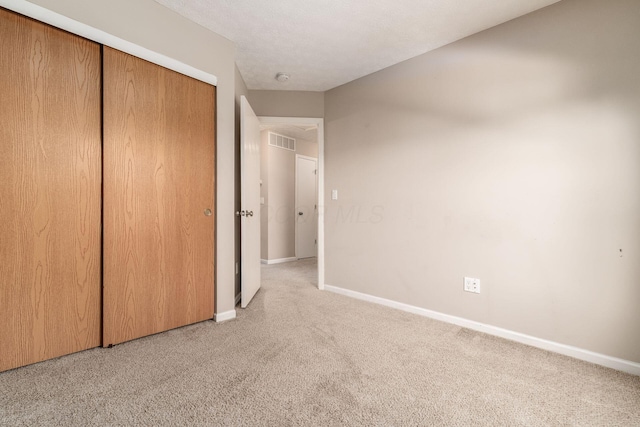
[{"xmin": 269, "ymin": 132, "xmax": 296, "ymax": 151}]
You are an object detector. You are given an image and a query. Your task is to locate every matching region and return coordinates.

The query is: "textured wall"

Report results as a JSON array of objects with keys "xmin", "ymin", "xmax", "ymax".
[{"xmin": 324, "ymin": 0, "xmax": 640, "ymax": 362}]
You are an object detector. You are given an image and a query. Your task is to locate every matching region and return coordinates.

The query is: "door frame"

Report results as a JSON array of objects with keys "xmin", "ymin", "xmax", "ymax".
[
  {"xmin": 258, "ymin": 116, "xmax": 325, "ymax": 291},
  {"xmin": 295, "ymin": 154, "xmax": 318, "ymax": 259}
]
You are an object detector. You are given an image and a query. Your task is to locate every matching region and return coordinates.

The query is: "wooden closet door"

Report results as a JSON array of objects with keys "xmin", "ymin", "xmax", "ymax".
[
  {"xmin": 0, "ymin": 10, "xmax": 102, "ymax": 372},
  {"xmin": 102, "ymin": 47, "xmax": 215, "ymax": 346}
]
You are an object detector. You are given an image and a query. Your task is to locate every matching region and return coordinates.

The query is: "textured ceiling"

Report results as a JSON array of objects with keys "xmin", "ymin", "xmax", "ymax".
[{"xmin": 153, "ymin": 0, "xmax": 561, "ymax": 91}]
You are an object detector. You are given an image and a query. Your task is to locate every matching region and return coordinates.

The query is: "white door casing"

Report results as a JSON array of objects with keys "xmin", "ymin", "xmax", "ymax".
[
  {"xmin": 295, "ymin": 155, "xmax": 318, "ymax": 259},
  {"xmin": 240, "ymin": 96, "xmax": 261, "ymax": 308}
]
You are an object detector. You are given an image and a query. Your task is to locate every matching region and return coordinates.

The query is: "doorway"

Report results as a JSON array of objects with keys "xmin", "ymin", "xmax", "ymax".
[{"xmin": 258, "ymin": 117, "xmax": 325, "ymax": 290}]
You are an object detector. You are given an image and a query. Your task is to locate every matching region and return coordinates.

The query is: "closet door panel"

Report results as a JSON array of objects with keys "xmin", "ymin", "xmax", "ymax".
[
  {"xmin": 0, "ymin": 9, "xmax": 102, "ymax": 372},
  {"xmin": 103, "ymin": 47, "xmax": 215, "ymax": 346}
]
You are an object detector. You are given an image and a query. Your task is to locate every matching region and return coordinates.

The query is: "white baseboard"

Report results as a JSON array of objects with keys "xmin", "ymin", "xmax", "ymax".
[
  {"xmin": 213, "ymin": 310, "xmax": 236, "ymax": 322},
  {"xmin": 323, "ymin": 284, "xmax": 640, "ymax": 376},
  {"xmin": 261, "ymin": 257, "xmax": 298, "ymax": 265}
]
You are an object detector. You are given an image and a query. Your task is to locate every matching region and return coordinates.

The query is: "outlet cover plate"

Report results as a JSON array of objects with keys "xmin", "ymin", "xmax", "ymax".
[{"xmin": 464, "ymin": 277, "xmax": 480, "ymax": 294}]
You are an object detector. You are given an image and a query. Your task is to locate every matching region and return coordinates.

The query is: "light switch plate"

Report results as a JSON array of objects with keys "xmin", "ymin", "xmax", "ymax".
[{"xmin": 331, "ymin": 190, "xmax": 338, "ymax": 200}]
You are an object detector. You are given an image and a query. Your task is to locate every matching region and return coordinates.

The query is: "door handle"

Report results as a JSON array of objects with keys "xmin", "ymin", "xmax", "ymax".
[
  {"xmin": 298, "ymin": 212, "xmax": 303, "ymax": 216},
  {"xmin": 247, "ymin": 211, "xmax": 254, "ymax": 217},
  {"xmin": 236, "ymin": 210, "xmax": 246, "ymax": 217},
  {"xmin": 204, "ymin": 208, "xmax": 212, "ymax": 216}
]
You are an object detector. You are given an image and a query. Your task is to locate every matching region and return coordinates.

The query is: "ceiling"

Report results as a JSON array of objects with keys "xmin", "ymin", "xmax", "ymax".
[{"xmin": 153, "ymin": 0, "xmax": 561, "ymax": 92}]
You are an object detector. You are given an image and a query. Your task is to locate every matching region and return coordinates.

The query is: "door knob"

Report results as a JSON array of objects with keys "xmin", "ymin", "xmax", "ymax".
[
  {"xmin": 247, "ymin": 211, "xmax": 254, "ymax": 217},
  {"xmin": 236, "ymin": 210, "xmax": 246, "ymax": 217},
  {"xmin": 298, "ymin": 212, "xmax": 303, "ymax": 215},
  {"xmin": 204, "ymin": 208, "xmax": 212, "ymax": 216}
]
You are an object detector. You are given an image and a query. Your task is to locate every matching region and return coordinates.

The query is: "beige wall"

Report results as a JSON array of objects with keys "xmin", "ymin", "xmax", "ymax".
[
  {"xmin": 324, "ymin": 0, "xmax": 640, "ymax": 363},
  {"xmin": 248, "ymin": 90, "xmax": 324, "ymax": 118},
  {"xmin": 25, "ymin": 0, "xmax": 239, "ymax": 315},
  {"xmin": 260, "ymin": 132, "xmax": 270, "ymax": 259},
  {"xmin": 261, "ymin": 131, "xmax": 318, "ymax": 260},
  {"xmin": 296, "ymin": 139, "xmax": 319, "ymax": 158},
  {"xmin": 268, "ymin": 141, "xmax": 296, "ymax": 259}
]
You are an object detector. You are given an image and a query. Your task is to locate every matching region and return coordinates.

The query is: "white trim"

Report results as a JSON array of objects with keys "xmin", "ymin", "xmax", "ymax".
[
  {"xmin": 324, "ymin": 284, "xmax": 640, "ymax": 376},
  {"xmin": 0, "ymin": 0, "xmax": 217, "ymax": 86},
  {"xmin": 258, "ymin": 117, "xmax": 325, "ymax": 291},
  {"xmin": 295, "ymin": 154, "xmax": 319, "ymax": 161},
  {"xmin": 261, "ymin": 257, "xmax": 298, "ymax": 265},
  {"xmin": 213, "ymin": 310, "xmax": 236, "ymax": 322},
  {"xmin": 317, "ymin": 122, "xmax": 325, "ymax": 291}
]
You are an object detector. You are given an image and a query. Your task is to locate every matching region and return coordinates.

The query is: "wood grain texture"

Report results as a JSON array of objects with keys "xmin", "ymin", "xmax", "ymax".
[
  {"xmin": 103, "ymin": 47, "xmax": 216, "ymax": 346},
  {"xmin": 0, "ymin": 9, "xmax": 102, "ymax": 372}
]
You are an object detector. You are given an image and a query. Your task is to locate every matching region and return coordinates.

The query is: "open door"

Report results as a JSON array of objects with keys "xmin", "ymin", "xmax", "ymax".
[{"xmin": 240, "ymin": 96, "xmax": 261, "ymax": 308}]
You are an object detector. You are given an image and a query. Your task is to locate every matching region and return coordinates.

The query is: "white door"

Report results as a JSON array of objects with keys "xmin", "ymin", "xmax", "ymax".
[
  {"xmin": 240, "ymin": 96, "xmax": 261, "ymax": 308},
  {"xmin": 295, "ymin": 155, "xmax": 318, "ymax": 259}
]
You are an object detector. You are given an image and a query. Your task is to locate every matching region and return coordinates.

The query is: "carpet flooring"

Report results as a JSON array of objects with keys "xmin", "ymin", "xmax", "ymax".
[{"xmin": 1, "ymin": 259, "xmax": 639, "ymax": 426}]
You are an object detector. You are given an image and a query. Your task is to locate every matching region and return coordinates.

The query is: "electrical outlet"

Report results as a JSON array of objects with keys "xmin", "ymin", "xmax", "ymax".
[{"xmin": 464, "ymin": 277, "xmax": 480, "ymax": 294}]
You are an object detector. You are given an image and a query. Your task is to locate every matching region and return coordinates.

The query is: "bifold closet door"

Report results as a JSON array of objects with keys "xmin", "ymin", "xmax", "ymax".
[
  {"xmin": 102, "ymin": 47, "xmax": 216, "ymax": 346},
  {"xmin": 0, "ymin": 10, "xmax": 102, "ymax": 371}
]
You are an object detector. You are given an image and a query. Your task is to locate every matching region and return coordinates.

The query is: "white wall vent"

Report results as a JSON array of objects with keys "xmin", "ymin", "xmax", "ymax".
[{"xmin": 269, "ymin": 132, "xmax": 296, "ymax": 151}]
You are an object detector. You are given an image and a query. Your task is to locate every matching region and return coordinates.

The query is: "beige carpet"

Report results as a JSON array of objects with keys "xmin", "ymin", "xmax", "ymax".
[{"xmin": 1, "ymin": 258, "xmax": 639, "ymax": 426}]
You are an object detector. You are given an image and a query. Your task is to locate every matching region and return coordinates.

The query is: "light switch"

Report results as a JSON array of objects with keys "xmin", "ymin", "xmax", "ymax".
[
  {"xmin": 260, "ymin": 197, "xmax": 265, "ymax": 205},
  {"xmin": 331, "ymin": 190, "xmax": 338, "ymax": 200}
]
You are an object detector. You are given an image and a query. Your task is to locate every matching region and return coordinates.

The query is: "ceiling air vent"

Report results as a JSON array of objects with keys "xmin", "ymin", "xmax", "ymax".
[{"xmin": 269, "ymin": 132, "xmax": 295, "ymax": 151}]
